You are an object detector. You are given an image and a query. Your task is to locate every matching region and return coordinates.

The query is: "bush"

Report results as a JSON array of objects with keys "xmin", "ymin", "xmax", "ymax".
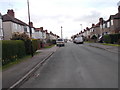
[
  {"xmin": 103, "ymin": 35, "xmax": 111, "ymax": 43},
  {"xmin": 32, "ymin": 39, "xmax": 39, "ymax": 53},
  {"xmin": 2, "ymin": 40, "xmax": 26, "ymax": 65},
  {"xmin": 103, "ymin": 34, "xmax": 120, "ymax": 44},
  {"xmin": 51, "ymin": 40, "xmax": 56, "ymax": 44}
]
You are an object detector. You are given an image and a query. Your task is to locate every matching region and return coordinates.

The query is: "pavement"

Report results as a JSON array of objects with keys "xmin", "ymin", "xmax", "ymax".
[
  {"xmin": 2, "ymin": 45, "xmax": 59, "ymax": 89},
  {"xmin": 85, "ymin": 42, "xmax": 120, "ymax": 54}
]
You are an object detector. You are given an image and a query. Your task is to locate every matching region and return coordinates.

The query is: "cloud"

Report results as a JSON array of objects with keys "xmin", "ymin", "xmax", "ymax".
[{"xmin": 0, "ymin": 0, "xmax": 119, "ymax": 38}]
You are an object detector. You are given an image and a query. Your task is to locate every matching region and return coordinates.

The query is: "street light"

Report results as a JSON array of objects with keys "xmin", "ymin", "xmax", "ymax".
[
  {"xmin": 27, "ymin": 0, "xmax": 33, "ymax": 57},
  {"xmin": 61, "ymin": 26, "xmax": 63, "ymax": 38}
]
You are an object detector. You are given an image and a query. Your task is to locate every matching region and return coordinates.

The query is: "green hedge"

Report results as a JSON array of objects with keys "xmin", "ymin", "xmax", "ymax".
[
  {"xmin": 24, "ymin": 39, "xmax": 40, "ymax": 55},
  {"xmin": 103, "ymin": 34, "xmax": 120, "ymax": 44},
  {"xmin": 2, "ymin": 40, "xmax": 26, "ymax": 65},
  {"xmin": 32, "ymin": 39, "xmax": 39, "ymax": 53}
]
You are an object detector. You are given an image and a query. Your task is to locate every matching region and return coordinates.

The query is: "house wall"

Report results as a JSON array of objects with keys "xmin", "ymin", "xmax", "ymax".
[
  {"xmin": 33, "ymin": 31, "xmax": 42, "ymax": 39},
  {"xmin": 94, "ymin": 26, "xmax": 100, "ymax": 37},
  {"xmin": 3, "ymin": 22, "xmax": 12, "ymax": 40},
  {"xmin": 113, "ymin": 19, "xmax": 120, "ymax": 33}
]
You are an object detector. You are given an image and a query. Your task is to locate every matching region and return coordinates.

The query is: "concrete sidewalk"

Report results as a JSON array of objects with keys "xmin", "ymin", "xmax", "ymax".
[
  {"xmin": 2, "ymin": 45, "xmax": 59, "ymax": 88},
  {"xmin": 85, "ymin": 42, "xmax": 120, "ymax": 54}
]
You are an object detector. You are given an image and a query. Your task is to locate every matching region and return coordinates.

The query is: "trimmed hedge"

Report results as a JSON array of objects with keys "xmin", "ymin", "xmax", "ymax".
[
  {"xmin": 24, "ymin": 39, "xmax": 40, "ymax": 55},
  {"xmin": 2, "ymin": 40, "xmax": 26, "ymax": 65},
  {"xmin": 32, "ymin": 39, "xmax": 39, "ymax": 53},
  {"xmin": 103, "ymin": 34, "xmax": 120, "ymax": 44}
]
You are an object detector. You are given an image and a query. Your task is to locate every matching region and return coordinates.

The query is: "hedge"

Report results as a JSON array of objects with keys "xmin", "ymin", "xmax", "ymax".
[
  {"xmin": 24, "ymin": 39, "xmax": 40, "ymax": 55},
  {"xmin": 103, "ymin": 33, "xmax": 120, "ymax": 44},
  {"xmin": 2, "ymin": 40, "xmax": 26, "ymax": 65},
  {"xmin": 32, "ymin": 39, "xmax": 39, "ymax": 53}
]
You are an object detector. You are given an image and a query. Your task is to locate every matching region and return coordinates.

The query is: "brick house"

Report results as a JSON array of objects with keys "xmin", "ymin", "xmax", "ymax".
[
  {"xmin": 34, "ymin": 27, "xmax": 43, "ymax": 39},
  {"xmin": 0, "ymin": 13, "xmax": 3, "ymax": 40},
  {"xmin": 100, "ymin": 6, "xmax": 120, "ymax": 35},
  {"xmin": 2, "ymin": 9, "xmax": 30, "ymax": 40}
]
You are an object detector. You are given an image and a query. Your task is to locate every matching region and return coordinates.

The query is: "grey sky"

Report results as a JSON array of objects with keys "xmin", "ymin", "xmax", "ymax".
[{"xmin": 0, "ymin": 0, "xmax": 119, "ymax": 38}]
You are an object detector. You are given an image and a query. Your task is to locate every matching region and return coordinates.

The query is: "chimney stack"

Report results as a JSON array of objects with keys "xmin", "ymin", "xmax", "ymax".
[
  {"xmin": 7, "ymin": 9, "xmax": 15, "ymax": 17},
  {"xmin": 92, "ymin": 24, "xmax": 95, "ymax": 27},
  {"xmin": 29, "ymin": 22, "xmax": 33, "ymax": 27},
  {"xmin": 40, "ymin": 27, "xmax": 43, "ymax": 30},
  {"xmin": 99, "ymin": 18, "xmax": 104, "ymax": 24}
]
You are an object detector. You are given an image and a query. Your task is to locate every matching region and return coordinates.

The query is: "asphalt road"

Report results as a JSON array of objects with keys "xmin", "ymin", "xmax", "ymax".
[{"xmin": 20, "ymin": 42, "xmax": 118, "ymax": 88}]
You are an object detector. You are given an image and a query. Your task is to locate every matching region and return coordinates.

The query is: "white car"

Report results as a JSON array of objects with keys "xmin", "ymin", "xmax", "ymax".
[
  {"xmin": 56, "ymin": 38, "xmax": 65, "ymax": 47},
  {"xmin": 74, "ymin": 37, "xmax": 84, "ymax": 44}
]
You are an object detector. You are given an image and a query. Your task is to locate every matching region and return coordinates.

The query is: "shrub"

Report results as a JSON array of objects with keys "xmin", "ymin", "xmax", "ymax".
[
  {"xmin": 11, "ymin": 32, "xmax": 34, "ymax": 55},
  {"xmin": 103, "ymin": 35, "xmax": 111, "ymax": 43},
  {"xmin": 51, "ymin": 40, "xmax": 56, "ymax": 44},
  {"xmin": 2, "ymin": 40, "xmax": 26, "ymax": 65},
  {"xmin": 103, "ymin": 34, "xmax": 120, "ymax": 44},
  {"xmin": 32, "ymin": 39, "xmax": 39, "ymax": 53}
]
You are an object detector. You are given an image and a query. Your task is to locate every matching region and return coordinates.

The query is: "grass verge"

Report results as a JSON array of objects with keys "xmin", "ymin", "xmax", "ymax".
[
  {"xmin": 2, "ymin": 52, "xmax": 40, "ymax": 70},
  {"xmin": 101, "ymin": 43, "xmax": 120, "ymax": 47}
]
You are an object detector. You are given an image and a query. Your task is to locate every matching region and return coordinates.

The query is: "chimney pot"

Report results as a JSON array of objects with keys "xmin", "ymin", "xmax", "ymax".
[
  {"xmin": 29, "ymin": 22, "xmax": 33, "ymax": 27},
  {"xmin": 7, "ymin": 9, "xmax": 15, "ymax": 17}
]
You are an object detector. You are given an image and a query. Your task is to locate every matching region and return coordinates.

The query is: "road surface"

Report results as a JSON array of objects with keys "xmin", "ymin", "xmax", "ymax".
[{"xmin": 20, "ymin": 42, "xmax": 118, "ymax": 88}]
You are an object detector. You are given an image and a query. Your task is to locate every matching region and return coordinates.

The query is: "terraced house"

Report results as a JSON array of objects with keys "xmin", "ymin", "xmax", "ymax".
[
  {"xmin": 98, "ymin": 6, "xmax": 119, "ymax": 36},
  {"xmin": 2, "ymin": 9, "xmax": 30, "ymax": 40}
]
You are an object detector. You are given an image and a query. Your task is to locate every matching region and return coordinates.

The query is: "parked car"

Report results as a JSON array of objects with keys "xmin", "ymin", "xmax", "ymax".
[
  {"xmin": 56, "ymin": 38, "xmax": 65, "ymax": 47},
  {"xmin": 74, "ymin": 37, "xmax": 84, "ymax": 44}
]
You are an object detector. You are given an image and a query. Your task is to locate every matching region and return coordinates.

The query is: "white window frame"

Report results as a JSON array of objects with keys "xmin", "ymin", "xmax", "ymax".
[{"xmin": 111, "ymin": 20, "xmax": 113, "ymax": 26}]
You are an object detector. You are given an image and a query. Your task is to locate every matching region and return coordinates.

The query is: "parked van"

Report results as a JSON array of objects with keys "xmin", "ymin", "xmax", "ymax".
[
  {"xmin": 56, "ymin": 38, "xmax": 65, "ymax": 47},
  {"xmin": 74, "ymin": 37, "xmax": 84, "ymax": 44}
]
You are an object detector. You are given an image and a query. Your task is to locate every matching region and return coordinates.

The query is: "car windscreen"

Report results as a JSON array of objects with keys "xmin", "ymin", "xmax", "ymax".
[{"xmin": 57, "ymin": 39, "xmax": 63, "ymax": 41}]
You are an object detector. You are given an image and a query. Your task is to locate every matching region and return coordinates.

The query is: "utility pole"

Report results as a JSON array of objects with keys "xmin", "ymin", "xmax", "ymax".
[
  {"xmin": 27, "ymin": 0, "xmax": 33, "ymax": 57},
  {"xmin": 61, "ymin": 26, "xmax": 63, "ymax": 38},
  {"xmin": 80, "ymin": 24, "xmax": 82, "ymax": 31}
]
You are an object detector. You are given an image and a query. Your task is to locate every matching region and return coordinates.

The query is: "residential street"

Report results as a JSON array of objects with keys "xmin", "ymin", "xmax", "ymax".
[{"xmin": 20, "ymin": 42, "xmax": 118, "ymax": 88}]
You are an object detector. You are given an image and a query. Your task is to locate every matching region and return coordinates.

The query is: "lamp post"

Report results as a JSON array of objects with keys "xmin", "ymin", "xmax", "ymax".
[
  {"xmin": 61, "ymin": 26, "xmax": 63, "ymax": 38},
  {"xmin": 27, "ymin": 0, "xmax": 33, "ymax": 57},
  {"xmin": 80, "ymin": 24, "xmax": 82, "ymax": 31}
]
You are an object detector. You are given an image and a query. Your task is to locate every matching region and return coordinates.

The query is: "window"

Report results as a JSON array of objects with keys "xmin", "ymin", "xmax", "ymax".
[
  {"xmin": 24, "ymin": 26, "xmax": 27, "ymax": 32},
  {"xmin": 103, "ymin": 24, "xmax": 105, "ymax": 28},
  {"xmin": 105, "ymin": 23, "xmax": 107, "ymax": 28},
  {"xmin": 107, "ymin": 22, "xmax": 110, "ymax": 28},
  {"xmin": 111, "ymin": 20, "xmax": 113, "ymax": 25},
  {"xmin": 100, "ymin": 24, "xmax": 103, "ymax": 29}
]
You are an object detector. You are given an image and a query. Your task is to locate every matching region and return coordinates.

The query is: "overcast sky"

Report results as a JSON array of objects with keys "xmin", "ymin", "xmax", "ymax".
[{"xmin": 0, "ymin": 0, "xmax": 119, "ymax": 39}]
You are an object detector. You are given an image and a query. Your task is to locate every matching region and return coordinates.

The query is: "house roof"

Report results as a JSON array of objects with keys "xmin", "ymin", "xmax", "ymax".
[
  {"xmin": 114, "ymin": 12, "xmax": 120, "ymax": 19},
  {"xmin": 108, "ymin": 12, "xmax": 120, "ymax": 20},
  {"xmin": 2, "ymin": 14, "xmax": 28, "ymax": 26}
]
